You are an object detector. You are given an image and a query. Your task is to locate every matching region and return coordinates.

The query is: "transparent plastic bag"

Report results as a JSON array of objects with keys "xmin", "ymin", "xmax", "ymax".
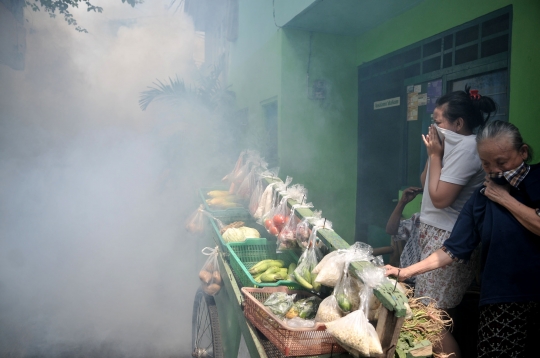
[
  {"xmin": 314, "ymin": 295, "xmax": 343, "ymax": 323},
  {"xmin": 263, "ymin": 292, "xmax": 296, "ymax": 317},
  {"xmin": 277, "ymin": 203, "xmax": 313, "ymax": 251},
  {"xmin": 186, "ymin": 205, "xmax": 210, "ymax": 234},
  {"xmin": 333, "ymin": 266, "xmax": 357, "ymax": 314},
  {"xmin": 199, "ymin": 247, "xmax": 222, "ymax": 296},
  {"xmin": 293, "ymin": 230, "xmax": 321, "ymax": 291},
  {"xmin": 262, "ymin": 196, "xmax": 290, "ymax": 237},
  {"xmin": 325, "ymin": 309, "xmax": 383, "ymax": 357},
  {"xmin": 223, "ymin": 151, "xmax": 246, "ymax": 189},
  {"xmin": 285, "ymin": 317, "xmax": 315, "ymax": 328},
  {"xmin": 285, "ymin": 296, "xmax": 321, "ymax": 320},
  {"xmin": 314, "ymin": 242, "xmax": 373, "ymax": 288},
  {"xmin": 295, "ymin": 210, "xmax": 322, "ymax": 250},
  {"xmin": 357, "ymin": 265, "xmax": 386, "ymax": 321},
  {"xmin": 256, "ymin": 176, "xmax": 292, "ymax": 224},
  {"xmin": 236, "ymin": 166, "xmax": 259, "ymax": 201},
  {"xmin": 249, "ymin": 179, "xmax": 264, "ymax": 216},
  {"xmin": 250, "ymin": 168, "xmax": 280, "ymax": 217}
]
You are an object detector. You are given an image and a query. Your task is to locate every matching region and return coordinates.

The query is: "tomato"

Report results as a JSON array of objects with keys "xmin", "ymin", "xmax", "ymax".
[
  {"xmin": 264, "ymin": 219, "xmax": 273, "ymax": 229},
  {"xmin": 269, "ymin": 225, "xmax": 279, "ymax": 236},
  {"xmin": 273, "ymin": 214, "xmax": 285, "ymax": 227}
]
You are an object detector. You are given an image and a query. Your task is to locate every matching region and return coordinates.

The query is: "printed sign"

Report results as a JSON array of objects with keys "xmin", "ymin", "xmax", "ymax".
[{"xmin": 374, "ymin": 97, "xmax": 400, "ymax": 110}]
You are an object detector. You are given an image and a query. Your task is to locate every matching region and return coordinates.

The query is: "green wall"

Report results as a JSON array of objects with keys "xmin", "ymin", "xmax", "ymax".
[
  {"xmin": 279, "ymin": 29, "xmax": 358, "ymax": 242},
  {"xmin": 228, "ymin": 0, "xmax": 540, "ymax": 244},
  {"xmin": 355, "ymin": 0, "xmax": 540, "ymax": 160}
]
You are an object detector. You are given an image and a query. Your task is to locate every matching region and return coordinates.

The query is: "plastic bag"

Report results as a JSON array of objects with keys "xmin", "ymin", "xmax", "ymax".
[
  {"xmin": 314, "ymin": 295, "xmax": 343, "ymax": 323},
  {"xmin": 256, "ymin": 176, "xmax": 292, "ymax": 224},
  {"xmin": 263, "ymin": 292, "xmax": 296, "ymax": 317},
  {"xmin": 293, "ymin": 229, "xmax": 321, "ymax": 291},
  {"xmin": 313, "ymin": 250, "xmax": 349, "ymax": 287},
  {"xmin": 249, "ymin": 168, "xmax": 280, "ymax": 216},
  {"xmin": 262, "ymin": 196, "xmax": 290, "ymax": 237},
  {"xmin": 277, "ymin": 202, "xmax": 313, "ymax": 251},
  {"xmin": 186, "ymin": 205, "xmax": 211, "ymax": 234},
  {"xmin": 314, "ymin": 242, "xmax": 373, "ymax": 287},
  {"xmin": 236, "ymin": 166, "xmax": 259, "ymax": 201},
  {"xmin": 325, "ymin": 309, "xmax": 383, "ymax": 357},
  {"xmin": 333, "ymin": 266, "xmax": 359, "ymax": 314},
  {"xmin": 285, "ymin": 296, "xmax": 321, "ymax": 319},
  {"xmin": 357, "ymin": 265, "xmax": 386, "ymax": 321},
  {"xmin": 295, "ymin": 212, "xmax": 319, "ymax": 250},
  {"xmin": 199, "ymin": 247, "xmax": 222, "ymax": 296},
  {"xmin": 249, "ymin": 179, "xmax": 264, "ymax": 216},
  {"xmin": 285, "ymin": 317, "xmax": 315, "ymax": 328}
]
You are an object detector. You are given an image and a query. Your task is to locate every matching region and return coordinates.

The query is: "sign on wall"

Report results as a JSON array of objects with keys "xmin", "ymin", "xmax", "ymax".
[{"xmin": 373, "ymin": 97, "xmax": 400, "ymax": 110}]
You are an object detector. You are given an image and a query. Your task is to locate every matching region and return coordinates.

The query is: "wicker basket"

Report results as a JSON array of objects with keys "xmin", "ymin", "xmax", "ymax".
[{"xmin": 241, "ymin": 287, "xmax": 346, "ymax": 356}]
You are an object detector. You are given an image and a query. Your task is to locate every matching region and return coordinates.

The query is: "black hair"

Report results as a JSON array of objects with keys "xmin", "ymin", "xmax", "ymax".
[
  {"xmin": 476, "ymin": 120, "xmax": 534, "ymax": 163},
  {"xmin": 436, "ymin": 84, "xmax": 498, "ymax": 132}
]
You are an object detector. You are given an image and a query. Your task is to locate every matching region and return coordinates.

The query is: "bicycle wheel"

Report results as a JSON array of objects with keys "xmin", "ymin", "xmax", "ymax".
[{"xmin": 191, "ymin": 288, "xmax": 223, "ymax": 358}]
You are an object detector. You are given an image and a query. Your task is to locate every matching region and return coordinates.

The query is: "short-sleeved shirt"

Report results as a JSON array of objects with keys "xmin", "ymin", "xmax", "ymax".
[
  {"xmin": 421, "ymin": 128, "xmax": 485, "ymax": 232},
  {"xmin": 393, "ymin": 212, "xmax": 422, "ymax": 269},
  {"xmin": 442, "ymin": 163, "xmax": 540, "ymax": 306}
]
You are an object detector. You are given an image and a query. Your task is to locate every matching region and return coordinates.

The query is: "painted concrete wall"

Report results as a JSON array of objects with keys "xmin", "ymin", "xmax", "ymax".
[
  {"xmin": 279, "ymin": 29, "xmax": 358, "ymax": 242},
  {"xmin": 355, "ymin": 0, "xmax": 540, "ymax": 160},
  {"xmin": 228, "ymin": 0, "xmax": 540, "ymax": 243}
]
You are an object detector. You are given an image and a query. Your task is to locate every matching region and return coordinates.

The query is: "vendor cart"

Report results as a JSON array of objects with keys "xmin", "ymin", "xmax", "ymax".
[{"xmin": 191, "ymin": 182, "xmax": 414, "ymax": 358}]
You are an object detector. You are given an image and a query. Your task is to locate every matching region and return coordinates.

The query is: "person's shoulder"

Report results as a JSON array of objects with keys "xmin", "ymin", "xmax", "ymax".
[
  {"xmin": 524, "ymin": 163, "xmax": 540, "ymax": 187},
  {"xmin": 452, "ymin": 135, "xmax": 479, "ymax": 154}
]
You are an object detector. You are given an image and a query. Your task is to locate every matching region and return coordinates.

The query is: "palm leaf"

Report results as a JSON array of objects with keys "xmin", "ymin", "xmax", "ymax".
[{"xmin": 139, "ymin": 76, "xmax": 193, "ymax": 111}]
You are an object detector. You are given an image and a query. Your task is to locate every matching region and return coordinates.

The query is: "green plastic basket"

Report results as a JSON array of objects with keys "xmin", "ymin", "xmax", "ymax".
[
  {"xmin": 199, "ymin": 187, "xmax": 251, "ymax": 221},
  {"xmin": 226, "ymin": 238, "xmax": 304, "ymax": 290}
]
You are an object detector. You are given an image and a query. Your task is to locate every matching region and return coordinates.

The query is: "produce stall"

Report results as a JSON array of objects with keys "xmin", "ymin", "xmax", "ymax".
[{"xmin": 188, "ymin": 151, "xmax": 445, "ymax": 358}]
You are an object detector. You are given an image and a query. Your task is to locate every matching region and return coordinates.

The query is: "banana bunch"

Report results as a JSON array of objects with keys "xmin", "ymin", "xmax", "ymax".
[
  {"xmin": 293, "ymin": 265, "xmax": 322, "ymax": 292},
  {"xmin": 249, "ymin": 259, "xmax": 290, "ymax": 283}
]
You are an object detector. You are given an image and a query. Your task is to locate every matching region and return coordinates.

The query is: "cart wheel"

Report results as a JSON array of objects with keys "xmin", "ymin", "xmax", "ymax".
[{"xmin": 192, "ymin": 288, "xmax": 223, "ymax": 358}]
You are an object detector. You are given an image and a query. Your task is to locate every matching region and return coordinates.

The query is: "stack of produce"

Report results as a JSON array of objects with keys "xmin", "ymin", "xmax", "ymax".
[
  {"xmin": 262, "ymin": 292, "xmax": 322, "ymax": 327},
  {"xmin": 221, "ymin": 225, "xmax": 261, "ymax": 243},
  {"xmin": 248, "ymin": 259, "xmax": 294, "ymax": 283},
  {"xmin": 206, "ymin": 190, "xmax": 242, "ymax": 209},
  {"xmin": 395, "ymin": 286, "xmax": 452, "ymax": 358}
]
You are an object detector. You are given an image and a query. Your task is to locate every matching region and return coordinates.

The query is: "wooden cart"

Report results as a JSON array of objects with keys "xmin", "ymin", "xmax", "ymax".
[{"xmin": 191, "ymin": 183, "xmax": 413, "ymax": 358}]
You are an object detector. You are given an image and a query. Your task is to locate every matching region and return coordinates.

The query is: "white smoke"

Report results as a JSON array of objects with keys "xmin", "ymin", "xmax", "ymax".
[{"xmin": 0, "ymin": 1, "xmax": 227, "ymax": 357}]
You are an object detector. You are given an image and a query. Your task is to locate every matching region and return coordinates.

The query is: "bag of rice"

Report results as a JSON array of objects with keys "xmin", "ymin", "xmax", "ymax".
[
  {"xmin": 325, "ymin": 309, "xmax": 382, "ymax": 357},
  {"xmin": 314, "ymin": 295, "xmax": 342, "ymax": 323}
]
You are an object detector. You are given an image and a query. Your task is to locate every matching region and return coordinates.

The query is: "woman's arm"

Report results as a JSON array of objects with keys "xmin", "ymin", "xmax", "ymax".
[
  {"xmin": 420, "ymin": 160, "xmax": 428, "ymax": 189},
  {"xmin": 423, "ymin": 125, "xmax": 464, "ymax": 209},
  {"xmin": 484, "ymin": 180, "xmax": 540, "ymax": 236},
  {"xmin": 386, "ymin": 187, "xmax": 422, "ymax": 235},
  {"xmin": 384, "ymin": 248, "xmax": 453, "ymax": 280}
]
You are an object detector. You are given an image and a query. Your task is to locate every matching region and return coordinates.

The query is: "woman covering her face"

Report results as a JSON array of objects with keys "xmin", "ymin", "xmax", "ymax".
[{"xmin": 386, "ymin": 120, "xmax": 540, "ymax": 357}]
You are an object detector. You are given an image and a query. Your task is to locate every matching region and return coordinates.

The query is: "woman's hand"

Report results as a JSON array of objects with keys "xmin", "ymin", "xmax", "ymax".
[
  {"xmin": 483, "ymin": 176, "xmax": 511, "ymax": 205},
  {"xmin": 400, "ymin": 187, "xmax": 422, "ymax": 205},
  {"xmin": 384, "ymin": 265, "xmax": 408, "ymax": 281},
  {"xmin": 422, "ymin": 125, "xmax": 444, "ymax": 159}
]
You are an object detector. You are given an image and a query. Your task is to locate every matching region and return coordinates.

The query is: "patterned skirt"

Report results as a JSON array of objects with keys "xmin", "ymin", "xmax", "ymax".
[
  {"xmin": 478, "ymin": 301, "xmax": 540, "ymax": 357},
  {"xmin": 414, "ymin": 223, "xmax": 479, "ymax": 309}
]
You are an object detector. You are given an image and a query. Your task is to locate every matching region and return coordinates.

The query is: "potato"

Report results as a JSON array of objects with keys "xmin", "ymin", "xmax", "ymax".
[
  {"xmin": 199, "ymin": 270, "xmax": 212, "ymax": 284},
  {"xmin": 212, "ymin": 271, "xmax": 222, "ymax": 285},
  {"xmin": 202, "ymin": 283, "xmax": 221, "ymax": 296}
]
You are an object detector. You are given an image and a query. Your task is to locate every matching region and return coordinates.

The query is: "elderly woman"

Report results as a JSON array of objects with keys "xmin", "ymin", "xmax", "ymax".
[{"xmin": 385, "ymin": 120, "xmax": 540, "ymax": 358}]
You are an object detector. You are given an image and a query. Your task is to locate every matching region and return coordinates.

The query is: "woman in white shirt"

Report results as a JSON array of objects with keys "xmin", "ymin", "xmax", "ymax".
[{"xmin": 416, "ymin": 86, "xmax": 496, "ymax": 357}]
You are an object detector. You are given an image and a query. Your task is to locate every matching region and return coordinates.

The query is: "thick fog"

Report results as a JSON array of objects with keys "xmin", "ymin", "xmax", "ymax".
[{"xmin": 0, "ymin": 1, "xmax": 234, "ymax": 357}]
